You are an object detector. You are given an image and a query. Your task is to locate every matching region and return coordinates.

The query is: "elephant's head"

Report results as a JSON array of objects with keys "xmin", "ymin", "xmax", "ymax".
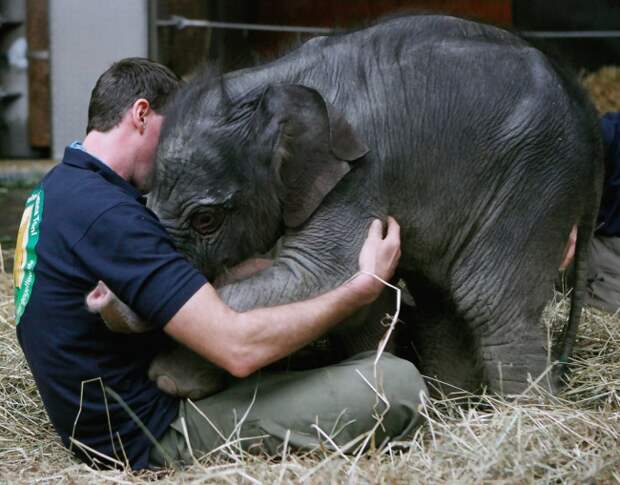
[{"xmin": 149, "ymin": 80, "xmax": 369, "ymax": 279}]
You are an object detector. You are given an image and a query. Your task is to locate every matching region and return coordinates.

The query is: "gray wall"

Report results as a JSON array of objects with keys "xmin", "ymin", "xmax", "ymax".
[
  {"xmin": 50, "ymin": 0, "xmax": 149, "ymax": 160},
  {"xmin": 0, "ymin": 0, "xmax": 33, "ymax": 158}
]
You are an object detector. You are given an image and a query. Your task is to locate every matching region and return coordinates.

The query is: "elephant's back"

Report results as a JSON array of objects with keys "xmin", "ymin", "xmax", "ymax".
[{"xmin": 331, "ymin": 17, "xmax": 602, "ymax": 277}]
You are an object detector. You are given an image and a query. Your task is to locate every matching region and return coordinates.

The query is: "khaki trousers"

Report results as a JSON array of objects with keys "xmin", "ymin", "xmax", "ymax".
[
  {"xmin": 586, "ymin": 234, "xmax": 620, "ymax": 314},
  {"xmin": 149, "ymin": 351, "xmax": 427, "ymax": 467}
]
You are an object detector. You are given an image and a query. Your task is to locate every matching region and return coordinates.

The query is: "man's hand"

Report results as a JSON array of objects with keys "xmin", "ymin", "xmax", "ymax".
[{"xmin": 349, "ymin": 217, "xmax": 402, "ymax": 305}]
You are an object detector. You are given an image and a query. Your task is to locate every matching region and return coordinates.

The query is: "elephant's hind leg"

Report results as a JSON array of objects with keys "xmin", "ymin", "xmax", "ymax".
[{"xmin": 451, "ymin": 240, "xmax": 560, "ymax": 395}]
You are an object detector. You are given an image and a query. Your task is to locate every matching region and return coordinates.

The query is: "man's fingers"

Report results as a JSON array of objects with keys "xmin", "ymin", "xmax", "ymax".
[
  {"xmin": 357, "ymin": 216, "xmax": 402, "ymax": 286},
  {"xmin": 368, "ymin": 217, "xmax": 400, "ymax": 240},
  {"xmin": 367, "ymin": 218, "xmax": 383, "ymax": 240},
  {"xmin": 385, "ymin": 216, "xmax": 400, "ymax": 243}
]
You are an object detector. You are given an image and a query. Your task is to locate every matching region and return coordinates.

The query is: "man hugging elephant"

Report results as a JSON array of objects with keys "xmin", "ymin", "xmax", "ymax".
[
  {"xmin": 17, "ymin": 14, "xmax": 604, "ymax": 471},
  {"xmin": 14, "ymin": 57, "xmax": 426, "ymax": 470}
]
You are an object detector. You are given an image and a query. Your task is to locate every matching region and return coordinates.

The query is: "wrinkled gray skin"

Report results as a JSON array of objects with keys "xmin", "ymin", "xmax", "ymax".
[{"xmin": 122, "ymin": 16, "xmax": 604, "ymax": 397}]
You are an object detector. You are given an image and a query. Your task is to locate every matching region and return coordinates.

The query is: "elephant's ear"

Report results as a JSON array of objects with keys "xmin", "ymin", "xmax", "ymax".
[{"xmin": 255, "ymin": 84, "xmax": 369, "ymax": 228}]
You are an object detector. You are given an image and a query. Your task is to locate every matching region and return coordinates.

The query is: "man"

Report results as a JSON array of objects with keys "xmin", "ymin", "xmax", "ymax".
[
  {"xmin": 586, "ymin": 111, "xmax": 620, "ymax": 313},
  {"xmin": 13, "ymin": 58, "xmax": 427, "ymax": 470}
]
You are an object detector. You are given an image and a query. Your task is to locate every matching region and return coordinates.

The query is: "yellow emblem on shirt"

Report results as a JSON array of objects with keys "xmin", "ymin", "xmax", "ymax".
[{"xmin": 14, "ymin": 188, "xmax": 44, "ymax": 324}]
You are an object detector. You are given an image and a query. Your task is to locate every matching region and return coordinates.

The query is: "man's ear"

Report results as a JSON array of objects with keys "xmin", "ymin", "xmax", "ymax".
[
  {"xmin": 254, "ymin": 84, "xmax": 369, "ymax": 228},
  {"xmin": 131, "ymin": 98, "xmax": 151, "ymax": 133}
]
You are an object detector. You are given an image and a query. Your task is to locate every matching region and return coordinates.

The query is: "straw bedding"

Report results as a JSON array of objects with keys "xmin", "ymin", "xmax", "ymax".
[{"xmin": 582, "ymin": 66, "xmax": 620, "ymax": 114}]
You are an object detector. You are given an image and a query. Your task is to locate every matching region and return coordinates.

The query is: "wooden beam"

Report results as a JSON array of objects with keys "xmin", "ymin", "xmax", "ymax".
[{"xmin": 26, "ymin": 0, "xmax": 50, "ymax": 148}]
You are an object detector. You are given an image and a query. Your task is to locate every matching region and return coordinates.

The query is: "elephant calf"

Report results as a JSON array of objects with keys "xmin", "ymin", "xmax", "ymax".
[{"xmin": 96, "ymin": 15, "xmax": 604, "ymax": 397}]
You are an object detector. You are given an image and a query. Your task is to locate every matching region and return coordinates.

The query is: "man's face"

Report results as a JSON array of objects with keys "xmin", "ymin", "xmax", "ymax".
[{"xmin": 135, "ymin": 112, "xmax": 164, "ymax": 193}]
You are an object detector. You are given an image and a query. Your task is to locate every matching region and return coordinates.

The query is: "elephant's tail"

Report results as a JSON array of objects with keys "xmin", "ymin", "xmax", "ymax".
[
  {"xmin": 557, "ymin": 95, "xmax": 604, "ymax": 375},
  {"xmin": 558, "ymin": 223, "xmax": 587, "ymax": 365}
]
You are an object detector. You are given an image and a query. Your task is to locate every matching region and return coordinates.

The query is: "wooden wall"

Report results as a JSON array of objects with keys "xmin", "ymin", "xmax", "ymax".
[
  {"xmin": 157, "ymin": 0, "xmax": 213, "ymax": 77},
  {"xmin": 26, "ymin": 0, "xmax": 50, "ymax": 148},
  {"xmin": 251, "ymin": 0, "xmax": 512, "ymax": 57},
  {"xmin": 256, "ymin": 0, "xmax": 512, "ymax": 27},
  {"xmin": 158, "ymin": 0, "xmax": 512, "ymax": 73}
]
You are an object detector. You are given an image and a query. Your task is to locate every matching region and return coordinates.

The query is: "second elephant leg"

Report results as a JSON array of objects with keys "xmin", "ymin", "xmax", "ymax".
[
  {"xmin": 406, "ymin": 309, "xmax": 483, "ymax": 396},
  {"xmin": 148, "ymin": 345, "xmax": 229, "ymax": 400}
]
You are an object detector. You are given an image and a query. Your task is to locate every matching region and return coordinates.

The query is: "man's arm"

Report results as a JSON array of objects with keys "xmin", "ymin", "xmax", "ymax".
[{"xmin": 164, "ymin": 217, "xmax": 401, "ymax": 377}]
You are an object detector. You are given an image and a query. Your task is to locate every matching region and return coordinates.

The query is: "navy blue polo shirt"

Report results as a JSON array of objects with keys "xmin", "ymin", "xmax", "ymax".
[
  {"xmin": 597, "ymin": 112, "xmax": 620, "ymax": 236},
  {"xmin": 14, "ymin": 144, "xmax": 207, "ymax": 469}
]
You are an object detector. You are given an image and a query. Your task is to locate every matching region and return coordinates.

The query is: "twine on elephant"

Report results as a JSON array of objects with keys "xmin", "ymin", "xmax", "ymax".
[
  {"xmin": 345, "ymin": 270, "xmax": 402, "ymax": 474},
  {"xmin": 347, "ymin": 270, "xmax": 402, "ymax": 378}
]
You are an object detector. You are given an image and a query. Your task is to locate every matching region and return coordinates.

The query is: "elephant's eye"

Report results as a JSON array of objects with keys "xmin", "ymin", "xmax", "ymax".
[{"xmin": 190, "ymin": 209, "xmax": 223, "ymax": 236}]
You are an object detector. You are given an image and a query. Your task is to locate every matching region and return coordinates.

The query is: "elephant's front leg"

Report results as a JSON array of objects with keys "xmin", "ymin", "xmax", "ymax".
[
  {"xmin": 150, "ymin": 218, "xmax": 394, "ymax": 395},
  {"xmin": 217, "ymin": 222, "xmax": 399, "ymax": 356},
  {"xmin": 147, "ymin": 256, "xmax": 284, "ymax": 399},
  {"xmin": 147, "ymin": 253, "xmax": 353, "ymax": 398},
  {"xmin": 217, "ymin": 220, "xmax": 367, "ymax": 311},
  {"xmin": 87, "ymin": 259, "xmax": 275, "ymax": 399}
]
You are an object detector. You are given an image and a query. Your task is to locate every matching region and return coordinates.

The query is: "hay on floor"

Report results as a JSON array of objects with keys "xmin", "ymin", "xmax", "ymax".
[{"xmin": 1, "ymin": 248, "xmax": 618, "ymax": 483}]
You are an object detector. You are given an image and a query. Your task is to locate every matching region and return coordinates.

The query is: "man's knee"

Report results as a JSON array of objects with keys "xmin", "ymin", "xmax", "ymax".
[
  {"xmin": 345, "ymin": 352, "xmax": 427, "ymax": 441},
  {"xmin": 343, "ymin": 352, "xmax": 427, "ymax": 416},
  {"xmin": 376, "ymin": 353, "xmax": 427, "ymax": 405}
]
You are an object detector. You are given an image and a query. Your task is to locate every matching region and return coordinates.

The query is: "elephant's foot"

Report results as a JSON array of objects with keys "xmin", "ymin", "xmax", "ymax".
[
  {"xmin": 480, "ymin": 335, "xmax": 557, "ymax": 395},
  {"xmin": 86, "ymin": 281, "xmax": 153, "ymax": 333},
  {"xmin": 148, "ymin": 345, "xmax": 228, "ymax": 400},
  {"xmin": 483, "ymin": 360, "xmax": 558, "ymax": 395},
  {"xmin": 484, "ymin": 359, "xmax": 562, "ymax": 396}
]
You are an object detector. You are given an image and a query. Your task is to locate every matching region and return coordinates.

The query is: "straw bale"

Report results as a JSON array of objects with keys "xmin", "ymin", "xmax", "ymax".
[{"xmin": 582, "ymin": 65, "xmax": 620, "ymax": 113}]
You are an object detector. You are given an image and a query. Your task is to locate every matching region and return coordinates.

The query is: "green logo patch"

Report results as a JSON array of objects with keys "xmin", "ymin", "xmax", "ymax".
[{"xmin": 14, "ymin": 188, "xmax": 44, "ymax": 325}]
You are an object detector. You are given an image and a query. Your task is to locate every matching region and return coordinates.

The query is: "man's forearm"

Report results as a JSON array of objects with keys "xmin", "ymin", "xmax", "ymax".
[
  {"xmin": 234, "ymin": 273, "xmax": 380, "ymax": 376},
  {"xmin": 164, "ymin": 274, "xmax": 382, "ymax": 378}
]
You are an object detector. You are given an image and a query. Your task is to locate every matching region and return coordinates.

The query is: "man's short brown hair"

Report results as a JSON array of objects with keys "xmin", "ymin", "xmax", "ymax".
[{"xmin": 86, "ymin": 58, "xmax": 181, "ymax": 133}]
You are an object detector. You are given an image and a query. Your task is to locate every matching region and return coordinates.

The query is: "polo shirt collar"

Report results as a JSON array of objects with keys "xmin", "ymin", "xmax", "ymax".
[{"xmin": 62, "ymin": 143, "xmax": 144, "ymax": 202}]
